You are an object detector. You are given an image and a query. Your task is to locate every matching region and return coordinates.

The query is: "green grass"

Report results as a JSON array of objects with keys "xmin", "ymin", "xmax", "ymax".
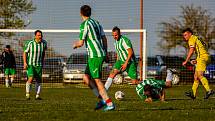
[{"xmin": 0, "ymin": 84, "xmax": 215, "ymax": 121}]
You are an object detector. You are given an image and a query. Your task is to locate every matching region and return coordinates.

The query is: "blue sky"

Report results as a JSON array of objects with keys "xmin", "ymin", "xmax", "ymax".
[{"xmin": 28, "ymin": 0, "xmax": 215, "ymax": 57}]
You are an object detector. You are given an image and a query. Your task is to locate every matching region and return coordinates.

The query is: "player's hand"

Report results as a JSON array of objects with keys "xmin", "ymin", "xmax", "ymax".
[
  {"xmin": 182, "ymin": 61, "xmax": 187, "ymax": 66},
  {"xmin": 73, "ymin": 44, "xmax": 77, "ymax": 49},
  {"xmin": 120, "ymin": 63, "xmax": 128, "ymax": 72},
  {"xmin": 190, "ymin": 60, "xmax": 197, "ymax": 65},
  {"xmin": 145, "ymin": 97, "xmax": 152, "ymax": 103}
]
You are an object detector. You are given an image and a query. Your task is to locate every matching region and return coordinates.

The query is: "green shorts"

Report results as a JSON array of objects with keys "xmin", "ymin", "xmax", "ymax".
[
  {"xmin": 85, "ymin": 57, "xmax": 105, "ymax": 79},
  {"xmin": 27, "ymin": 65, "xmax": 42, "ymax": 81},
  {"xmin": 113, "ymin": 60, "xmax": 137, "ymax": 80},
  {"xmin": 4, "ymin": 68, "xmax": 16, "ymax": 75}
]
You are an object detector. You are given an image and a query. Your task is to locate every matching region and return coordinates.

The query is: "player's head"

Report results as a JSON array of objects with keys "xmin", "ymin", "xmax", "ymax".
[
  {"xmin": 5, "ymin": 45, "xmax": 11, "ymax": 51},
  {"xmin": 144, "ymin": 84, "xmax": 153, "ymax": 97},
  {"xmin": 112, "ymin": 26, "xmax": 121, "ymax": 40},
  {"xmin": 34, "ymin": 30, "xmax": 43, "ymax": 42},
  {"xmin": 80, "ymin": 5, "xmax": 91, "ymax": 17},
  {"xmin": 182, "ymin": 28, "xmax": 193, "ymax": 41}
]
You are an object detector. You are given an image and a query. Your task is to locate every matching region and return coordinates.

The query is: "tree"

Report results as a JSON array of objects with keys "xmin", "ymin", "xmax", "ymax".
[
  {"xmin": 158, "ymin": 4, "xmax": 215, "ymax": 55},
  {"xmin": 0, "ymin": 0, "xmax": 36, "ymax": 37}
]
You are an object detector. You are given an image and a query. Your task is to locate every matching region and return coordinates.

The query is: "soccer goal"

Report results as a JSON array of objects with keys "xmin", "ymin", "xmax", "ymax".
[{"xmin": 0, "ymin": 29, "xmax": 146, "ymax": 87}]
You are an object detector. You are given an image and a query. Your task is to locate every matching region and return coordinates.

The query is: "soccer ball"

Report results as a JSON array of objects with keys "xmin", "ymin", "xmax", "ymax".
[
  {"xmin": 172, "ymin": 74, "xmax": 180, "ymax": 85},
  {"xmin": 115, "ymin": 91, "xmax": 125, "ymax": 100},
  {"xmin": 113, "ymin": 74, "xmax": 123, "ymax": 84}
]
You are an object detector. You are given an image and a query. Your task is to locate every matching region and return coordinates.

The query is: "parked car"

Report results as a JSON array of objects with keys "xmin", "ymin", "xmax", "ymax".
[
  {"xmin": 63, "ymin": 53, "xmax": 111, "ymax": 84},
  {"xmin": 42, "ymin": 57, "xmax": 66, "ymax": 83},
  {"xmin": 63, "ymin": 53, "xmax": 87, "ymax": 84},
  {"xmin": 156, "ymin": 55, "xmax": 194, "ymax": 83},
  {"xmin": 204, "ymin": 55, "xmax": 215, "ymax": 82},
  {"xmin": 146, "ymin": 56, "xmax": 166, "ymax": 79}
]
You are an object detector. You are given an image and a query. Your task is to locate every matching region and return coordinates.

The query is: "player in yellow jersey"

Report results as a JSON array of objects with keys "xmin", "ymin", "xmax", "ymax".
[{"xmin": 182, "ymin": 28, "xmax": 214, "ymax": 99}]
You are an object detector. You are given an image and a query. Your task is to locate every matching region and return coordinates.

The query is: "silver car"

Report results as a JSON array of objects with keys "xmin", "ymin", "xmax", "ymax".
[
  {"xmin": 63, "ymin": 53, "xmax": 111, "ymax": 84},
  {"xmin": 63, "ymin": 53, "xmax": 87, "ymax": 84}
]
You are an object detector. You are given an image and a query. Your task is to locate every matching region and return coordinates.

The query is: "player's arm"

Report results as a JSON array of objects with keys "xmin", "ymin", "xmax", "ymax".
[
  {"xmin": 23, "ymin": 52, "xmax": 28, "ymax": 70},
  {"xmin": 74, "ymin": 23, "xmax": 87, "ymax": 49},
  {"xmin": 160, "ymin": 89, "xmax": 165, "ymax": 102},
  {"xmin": 182, "ymin": 47, "xmax": 195, "ymax": 66},
  {"xmin": 101, "ymin": 35, "xmax": 109, "ymax": 63},
  {"xmin": 73, "ymin": 40, "xmax": 84, "ymax": 49},
  {"xmin": 42, "ymin": 41, "xmax": 48, "ymax": 67}
]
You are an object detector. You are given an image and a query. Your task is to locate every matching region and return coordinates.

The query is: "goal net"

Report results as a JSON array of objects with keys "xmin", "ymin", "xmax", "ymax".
[{"xmin": 0, "ymin": 29, "xmax": 146, "ymax": 87}]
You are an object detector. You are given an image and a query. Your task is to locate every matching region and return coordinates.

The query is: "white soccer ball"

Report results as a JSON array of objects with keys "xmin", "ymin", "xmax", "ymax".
[
  {"xmin": 172, "ymin": 74, "xmax": 180, "ymax": 85},
  {"xmin": 113, "ymin": 74, "xmax": 123, "ymax": 84},
  {"xmin": 115, "ymin": 91, "xmax": 125, "ymax": 100}
]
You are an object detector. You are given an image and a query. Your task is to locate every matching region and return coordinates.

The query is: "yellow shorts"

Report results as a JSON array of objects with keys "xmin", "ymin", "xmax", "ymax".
[{"xmin": 196, "ymin": 55, "xmax": 210, "ymax": 71}]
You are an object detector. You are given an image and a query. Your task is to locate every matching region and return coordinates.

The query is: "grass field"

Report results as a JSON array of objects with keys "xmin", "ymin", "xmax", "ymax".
[{"xmin": 0, "ymin": 84, "xmax": 215, "ymax": 121}]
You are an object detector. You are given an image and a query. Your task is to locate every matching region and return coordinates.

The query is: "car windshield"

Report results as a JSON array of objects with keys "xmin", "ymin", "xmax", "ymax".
[
  {"xmin": 67, "ymin": 54, "xmax": 87, "ymax": 64},
  {"xmin": 163, "ymin": 57, "xmax": 183, "ymax": 66},
  {"xmin": 44, "ymin": 58, "xmax": 61, "ymax": 65},
  {"xmin": 147, "ymin": 57, "xmax": 159, "ymax": 66}
]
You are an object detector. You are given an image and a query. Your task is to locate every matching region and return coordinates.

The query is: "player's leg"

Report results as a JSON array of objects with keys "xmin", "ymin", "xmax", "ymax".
[
  {"xmin": 4, "ymin": 68, "xmax": 10, "ymax": 87},
  {"xmin": 84, "ymin": 59, "xmax": 105, "ymax": 110},
  {"xmin": 165, "ymin": 69, "xmax": 173, "ymax": 87},
  {"xmin": 127, "ymin": 61, "xmax": 139, "ymax": 85},
  {"xmin": 191, "ymin": 71, "xmax": 199, "ymax": 97},
  {"xmin": 84, "ymin": 64, "xmax": 100, "ymax": 98},
  {"xmin": 89, "ymin": 57, "xmax": 114, "ymax": 111},
  {"xmin": 104, "ymin": 60, "xmax": 122, "ymax": 90},
  {"xmin": 10, "ymin": 68, "xmax": 16, "ymax": 87},
  {"xmin": 185, "ymin": 70, "xmax": 198, "ymax": 99},
  {"xmin": 35, "ymin": 66, "xmax": 42, "ymax": 100},
  {"xmin": 83, "ymin": 74, "xmax": 100, "ymax": 98},
  {"xmin": 26, "ymin": 66, "xmax": 34, "ymax": 100},
  {"xmin": 196, "ymin": 57, "xmax": 214, "ymax": 99}
]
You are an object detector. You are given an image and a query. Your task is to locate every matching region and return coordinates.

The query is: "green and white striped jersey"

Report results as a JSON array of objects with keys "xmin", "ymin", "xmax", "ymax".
[
  {"xmin": 136, "ymin": 78, "xmax": 165, "ymax": 99},
  {"xmin": 114, "ymin": 35, "xmax": 135, "ymax": 62},
  {"xmin": 23, "ymin": 39, "xmax": 47, "ymax": 66},
  {"xmin": 79, "ymin": 18, "xmax": 106, "ymax": 58}
]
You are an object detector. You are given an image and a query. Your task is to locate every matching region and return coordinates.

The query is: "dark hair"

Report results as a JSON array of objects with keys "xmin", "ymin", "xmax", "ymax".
[
  {"xmin": 144, "ymin": 84, "xmax": 153, "ymax": 97},
  {"xmin": 112, "ymin": 26, "xmax": 121, "ymax": 33},
  {"xmin": 182, "ymin": 28, "xmax": 193, "ymax": 34},
  {"xmin": 34, "ymin": 30, "xmax": 43, "ymax": 36},
  {"xmin": 5, "ymin": 45, "xmax": 10, "ymax": 49},
  {"xmin": 80, "ymin": 5, "xmax": 91, "ymax": 17}
]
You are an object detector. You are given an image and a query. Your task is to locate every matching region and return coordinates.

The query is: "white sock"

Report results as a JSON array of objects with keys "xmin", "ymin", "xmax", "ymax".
[
  {"xmin": 35, "ymin": 82, "xmax": 41, "ymax": 95},
  {"xmin": 105, "ymin": 77, "xmax": 113, "ymax": 90},
  {"xmin": 26, "ymin": 82, "xmax": 32, "ymax": 94},
  {"xmin": 11, "ymin": 78, "xmax": 14, "ymax": 83},
  {"xmin": 166, "ymin": 69, "xmax": 173, "ymax": 82},
  {"xmin": 5, "ymin": 79, "xmax": 9, "ymax": 87}
]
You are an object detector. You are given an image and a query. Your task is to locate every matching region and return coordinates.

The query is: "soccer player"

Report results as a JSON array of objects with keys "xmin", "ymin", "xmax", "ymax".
[
  {"xmin": 104, "ymin": 26, "xmax": 139, "ymax": 91},
  {"xmin": 1, "ymin": 45, "xmax": 16, "ymax": 87},
  {"xmin": 73, "ymin": 5, "xmax": 115, "ymax": 111},
  {"xmin": 136, "ymin": 69, "xmax": 174, "ymax": 102},
  {"xmin": 182, "ymin": 28, "xmax": 214, "ymax": 99},
  {"xmin": 23, "ymin": 30, "xmax": 47, "ymax": 100}
]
